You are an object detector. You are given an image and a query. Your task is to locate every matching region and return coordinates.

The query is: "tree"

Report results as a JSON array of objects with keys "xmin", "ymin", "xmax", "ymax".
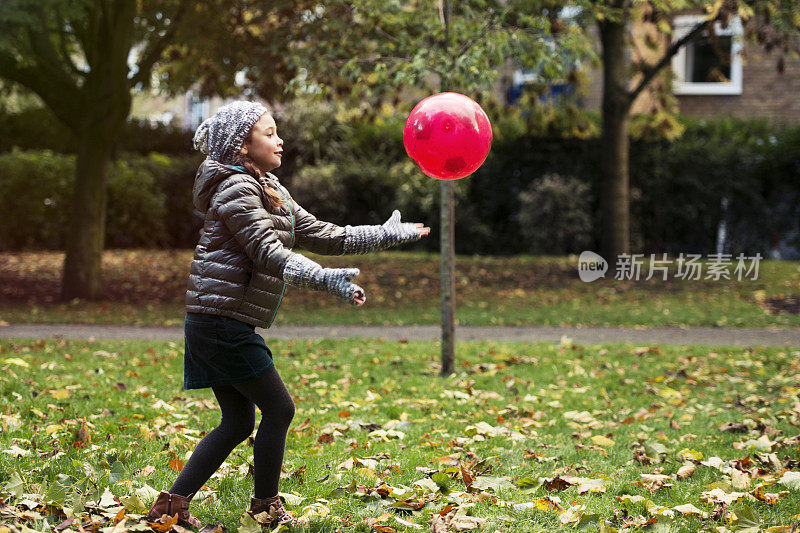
[
  {"xmin": 0, "ymin": 0, "xmax": 304, "ymax": 300},
  {"xmin": 288, "ymin": 0, "xmax": 590, "ymax": 375},
  {"xmin": 0, "ymin": 1, "xmax": 188, "ymax": 299},
  {"xmin": 570, "ymin": 0, "xmax": 800, "ymax": 262}
]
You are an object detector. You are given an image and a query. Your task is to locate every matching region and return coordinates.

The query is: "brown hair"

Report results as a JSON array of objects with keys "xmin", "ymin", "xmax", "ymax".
[{"xmin": 230, "ymin": 130, "xmax": 287, "ymax": 210}]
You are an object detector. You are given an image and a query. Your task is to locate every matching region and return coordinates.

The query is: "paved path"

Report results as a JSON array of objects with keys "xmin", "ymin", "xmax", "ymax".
[{"xmin": 1, "ymin": 323, "xmax": 799, "ymax": 347}]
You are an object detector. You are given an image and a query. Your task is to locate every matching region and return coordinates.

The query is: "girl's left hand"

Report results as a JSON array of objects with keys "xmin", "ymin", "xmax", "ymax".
[
  {"xmin": 414, "ymin": 223, "xmax": 431, "ymax": 237},
  {"xmin": 353, "ymin": 289, "xmax": 367, "ymax": 306}
]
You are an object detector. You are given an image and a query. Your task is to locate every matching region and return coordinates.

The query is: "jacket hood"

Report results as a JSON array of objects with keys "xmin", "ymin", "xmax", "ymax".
[
  {"xmin": 193, "ymin": 159, "xmax": 283, "ymax": 214},
  {"xmin": 193, "ymin": 159, "xmax": 239, "ymax": 214}
]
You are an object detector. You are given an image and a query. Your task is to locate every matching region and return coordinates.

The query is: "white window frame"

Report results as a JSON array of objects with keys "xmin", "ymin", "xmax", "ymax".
[
  {"xmin": 187, "ymin": 92, "xmax": 210, "ymax": 131},
  {"xmin": 671, "ymin": 14, "xmax": 743, "ymax": 95}
]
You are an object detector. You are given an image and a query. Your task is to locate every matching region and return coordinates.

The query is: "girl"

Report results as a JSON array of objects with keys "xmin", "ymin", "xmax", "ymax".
[{"xmin": 145, "ymin": 101, "xmax": 430, "ymax": 528}]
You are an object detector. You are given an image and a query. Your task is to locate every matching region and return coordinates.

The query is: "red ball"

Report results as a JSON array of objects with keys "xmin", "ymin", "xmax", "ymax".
[{"xmin": 403, "ymin": 92, "xmax": 492, "ymax": 180}]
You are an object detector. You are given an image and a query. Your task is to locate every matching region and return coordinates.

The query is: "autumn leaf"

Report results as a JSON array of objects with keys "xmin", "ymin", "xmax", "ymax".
[
  {"xmin": 672, "ymin": 503, "xmax": 708, "ymax": 518},
  {"xmin": 543, "ymin": 476, "xmax": 572, "ymax": 492},
  {"xmin": 700, "ymin": 488, "xmax": 749, "ymax": 505},
  {"xmin": 778, "ymin": 471, "xmax": 800, "ymax": 490},
  {"xmin": 559, "ymin": 504, "xmax": 585, "ymax": 525},
  {"xmin": 639, "ymin": 473, "xmax": 673, "ymax": 492},
  {"xmin": 460, "ymin": 465, "xmax": 474, "ymax": 492},
  {"xmin": 617, "ymin": 494, "xmax": 646, "ymax": 506},
  {"xmin": 718, "ymin": 422, "xmax": 748, "ymax": 433},
  {"xmin": 677, "ymin": 463, "xmax": 695, "ymax": 480},
  {"xmin": 676, "ymin": 448, "xmax": 703, "ymax": 462},
  {"xmin": 591, "ymin": 435, "xmax": 615, "ymax": 447},
  {"xmin": 575, "ymin": 478, "xmax": 608, "ymax": 495},
  {"xmin": 470, "ymin": 476, "xmax": 515, "ymax": 492},
  {"xmin": 750, "ymin": 484, "xmax": 789, "ymax": 504},
  {"xmin": 75, "ymin": 418, "xmax": 91, "ymax": 445}
]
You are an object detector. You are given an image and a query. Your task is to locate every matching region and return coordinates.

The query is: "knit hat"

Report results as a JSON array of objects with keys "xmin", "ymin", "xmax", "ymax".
[{"xmin": 192, "ymin": 101, "xmax": 268, "ymax": 164}]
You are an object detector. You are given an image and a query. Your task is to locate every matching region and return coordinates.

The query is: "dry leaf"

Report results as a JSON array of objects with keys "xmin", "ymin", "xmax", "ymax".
[
  {"xmin": 731, "ymin": 468, "xmax": 751, "ymax": 490},
  {"xmin": 677, "ymin": 463, "xmax": 695, "ymax": 480},
  {"xmin": 672, "ymin": 503, "xmax": 708, "ymax": 518},
  {"xmin": 591, "ymin": 435, "xmax": 615, "ymax": 447},
  {"xmin": 751, "ymin": 485, "xmax": 789, "ymax": 504}
]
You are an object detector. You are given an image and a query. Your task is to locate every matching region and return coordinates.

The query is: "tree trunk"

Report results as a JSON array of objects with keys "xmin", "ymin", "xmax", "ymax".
[
  {"xmin": 598, "ymin": 14, "xmax": 633, "ymax": 264},
  {"xmin": 61, "ymin": 133, "xmax": 113, "ymax": 300}
]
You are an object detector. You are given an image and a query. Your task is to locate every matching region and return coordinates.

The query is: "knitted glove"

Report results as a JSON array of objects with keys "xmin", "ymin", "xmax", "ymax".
[
  {"xmin": 282, "ymin": 254, "xmax": 364, "ymax": 305},
  {"xmin": 342, "ymin": 210, "xmax": 421, "ymax": 255}
]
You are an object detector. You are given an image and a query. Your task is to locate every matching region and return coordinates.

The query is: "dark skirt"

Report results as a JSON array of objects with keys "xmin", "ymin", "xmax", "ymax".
[{"xmin": 183, "ymin": 312, "xmax": 275, "ymax": 390}]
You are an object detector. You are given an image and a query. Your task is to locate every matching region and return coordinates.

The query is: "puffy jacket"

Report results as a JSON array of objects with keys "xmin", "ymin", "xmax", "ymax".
[{"xmin": 186, "ymin": 159, "xmax": 346, "ymax": 327}]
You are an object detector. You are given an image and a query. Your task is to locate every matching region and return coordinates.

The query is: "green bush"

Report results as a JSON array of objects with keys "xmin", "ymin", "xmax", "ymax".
[
  {"xmin": 632, "ymin": 117, "xmax": 800, "ymax": 255},
  {"xmin": 105, "ymin": 158, "xmax": 168, "ymax": 248},
  {"xmin": 0, "ymin": 150, "xmax": 201, "ymax": 250},
  {"xmin": 2, "ymin": 99, "xmax": 798, "ymax": 256},
  {"xmin": 0, "ymin": 149, "xmax": 74, "ymax": 249},
  {"xmin": 279, "ymin": 103, "xmax": 800, "ymax": 256},
  {"xmin": 0, "ymin": 106, "xmax": 192, "ymax": 155},
  {"xmin": 517, "ymin": 173, "xmax": 593, "ymax": 254}
]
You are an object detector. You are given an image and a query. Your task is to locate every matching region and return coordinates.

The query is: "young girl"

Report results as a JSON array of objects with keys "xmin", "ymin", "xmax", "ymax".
[{"xmin": 145, "ymin": 101, "xmax": 430, "ymax": 528}]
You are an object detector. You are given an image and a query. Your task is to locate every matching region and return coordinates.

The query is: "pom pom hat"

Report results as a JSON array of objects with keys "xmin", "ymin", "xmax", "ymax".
[{"xmin": 192, "ymin": 101, "xmax": 268, "ymax": 164}]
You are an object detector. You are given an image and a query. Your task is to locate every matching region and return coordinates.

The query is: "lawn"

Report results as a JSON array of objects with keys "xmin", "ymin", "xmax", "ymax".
[
  {"xmin": 0, "ymin": 337, "xmax": 798, "ymax": 532},
  {"xmin": 1, "ymin": 250, "xmax": 799, "ymax": 328}
]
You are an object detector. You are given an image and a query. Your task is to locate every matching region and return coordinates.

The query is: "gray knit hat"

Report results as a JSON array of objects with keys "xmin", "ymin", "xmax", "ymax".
[{"xmin": 192, "ymin": 101, "xmax": 268, "ymax": 164}]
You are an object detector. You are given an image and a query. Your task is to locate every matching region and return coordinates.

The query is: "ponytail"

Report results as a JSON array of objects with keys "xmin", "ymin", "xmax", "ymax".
[{"xmin": 230, "ymin": 150, "xmax": 287, "ymax": 210}]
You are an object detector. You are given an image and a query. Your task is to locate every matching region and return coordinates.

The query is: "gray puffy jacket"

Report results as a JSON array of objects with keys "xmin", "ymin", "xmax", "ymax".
[{"xmin": 186, "ymin": 159, "xmax": 346, "ymax": 327}]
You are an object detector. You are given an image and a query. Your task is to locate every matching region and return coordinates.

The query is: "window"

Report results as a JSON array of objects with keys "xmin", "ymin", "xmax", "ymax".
[
  {"xmin": 671, "ymin": 15, "xmax": 743, "ymax": 95},
  {"xmin": 187, "ymin": 93, "xmax": 210, "ymax": 131}
]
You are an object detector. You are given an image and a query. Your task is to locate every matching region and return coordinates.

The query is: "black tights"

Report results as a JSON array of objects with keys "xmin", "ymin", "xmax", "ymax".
[{"xmin": 169, "ymin": 366, "xmax": 295, "ymax": 499}]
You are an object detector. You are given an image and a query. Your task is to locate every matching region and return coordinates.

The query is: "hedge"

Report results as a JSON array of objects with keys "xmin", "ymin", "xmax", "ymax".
[
  {"xmin": 1, "ymin": 103, "xmax": 798, "ymax": 256},
  {"xmin": 0, "ymin": 150, "xmax": 202, "ymax": 250}
]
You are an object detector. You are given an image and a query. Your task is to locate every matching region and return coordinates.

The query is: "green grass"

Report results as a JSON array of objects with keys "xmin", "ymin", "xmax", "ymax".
[
  {"xmin": 1, "ymin": 250, "xmax": 800, "ymax": 328},
  {"xmin": 1, "ymin": 337, "xmax": 798, "ymax": 532}
]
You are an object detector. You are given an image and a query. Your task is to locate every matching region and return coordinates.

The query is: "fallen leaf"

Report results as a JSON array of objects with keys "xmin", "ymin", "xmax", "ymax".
[
  {"xmin": 471, "ymin": 476, "xmax": 515, "ymax": 492},
  {"xmin": 673, "ymin": 503, "xmax": 708, "ymax": 518},
  {"xmin": 591, "ymin": 435, "xmax": 615, "ymax": 447},
  {"xmin": 731, "ymin": 468, "xmax": 751, "ymax": 490},
  {"xmin": 677, "ymin": 463, "xmax": 695, "ymax": 480},
  {"xmin": 617, "ymin": 495, "xmax": 646, "ymax": 505},
  {"xmin": 676, "ymin": 448, "xmax": 703, "ymax": 462},
  {"xmin": 778, "ymin": 471, "xmax": 800, "ymax": 490},
  {"xmin": 699, "ymin": 488, "xmax": 750, "ymax": 505},
  {"xmin": 543, "ymin": 476, "xmax": 572, "ymax": 492},
  {"xmin": 559, "ymin": 505, "xmax": 585, "ymax": 525},
  {"xmin": 750, "ymin": 485, "xmax": 789, "ymax": 504},
  {"xmin": 718, "ymin": 422, "xmax": 748, "ymax": 433},
  {"xmin": 640, "ymin": 474, "xmax": 673, "ymax": 492}
]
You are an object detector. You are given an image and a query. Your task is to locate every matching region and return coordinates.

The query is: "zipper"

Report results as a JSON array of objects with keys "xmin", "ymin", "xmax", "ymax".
[{"xmin": 268, "ymin": 185, "xmax": 294, "ymax": 328}]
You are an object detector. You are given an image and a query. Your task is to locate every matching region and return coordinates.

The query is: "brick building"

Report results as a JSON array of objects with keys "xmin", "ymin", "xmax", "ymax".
[{"xmin": 578, "ymin": 13, "xmax": 800, "ymax": 123}]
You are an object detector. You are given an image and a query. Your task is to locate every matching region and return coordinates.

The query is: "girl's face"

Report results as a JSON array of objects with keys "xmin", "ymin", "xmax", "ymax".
[{"xmin": 242, "ymin": 113, "xmax": 283, "ymax": 173}]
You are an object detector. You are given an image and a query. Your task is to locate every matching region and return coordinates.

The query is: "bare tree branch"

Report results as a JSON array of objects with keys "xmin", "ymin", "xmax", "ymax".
[
  {"xmin": 454, "ymin": 10, "xmax": 497, "ymax": 59},
  {"xmin": 0, "ymin": 48, "xmax": 79, "ymax": 125},
  {"xmin": 630, "ymin": 18, "xmax": 711, "ymax": 101},
  {"xmin": 53, "ymin": 5, "xmax": 84, "ymax": 77},
  {"xmin": 129, "ymin": 1, "xmax": 190, "ymax": 88}
]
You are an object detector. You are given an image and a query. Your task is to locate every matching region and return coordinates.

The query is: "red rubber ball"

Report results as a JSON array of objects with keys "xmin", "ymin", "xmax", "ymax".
[{"xmin": 403, "ymin": 92, "xmax": 492, "ymax": 180}]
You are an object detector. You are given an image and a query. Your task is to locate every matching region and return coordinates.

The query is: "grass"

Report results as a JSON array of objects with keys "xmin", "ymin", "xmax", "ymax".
[
  {"xmin": 1, "ymin": 250, "xmax": 799, "ymax": 328},
  {"xmin": 0, "ymin": 337, "xmax": 798, "ymax": 532}
]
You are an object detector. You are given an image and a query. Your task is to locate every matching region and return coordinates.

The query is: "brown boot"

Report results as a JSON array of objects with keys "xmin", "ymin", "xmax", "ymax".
[
  {"xmin": 146, "ymin": 490, "xmax": 202, "ymax": 529},
  {"xmin": 247, "ymin": 494, "xmax": 296, "ymax": 527}
]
